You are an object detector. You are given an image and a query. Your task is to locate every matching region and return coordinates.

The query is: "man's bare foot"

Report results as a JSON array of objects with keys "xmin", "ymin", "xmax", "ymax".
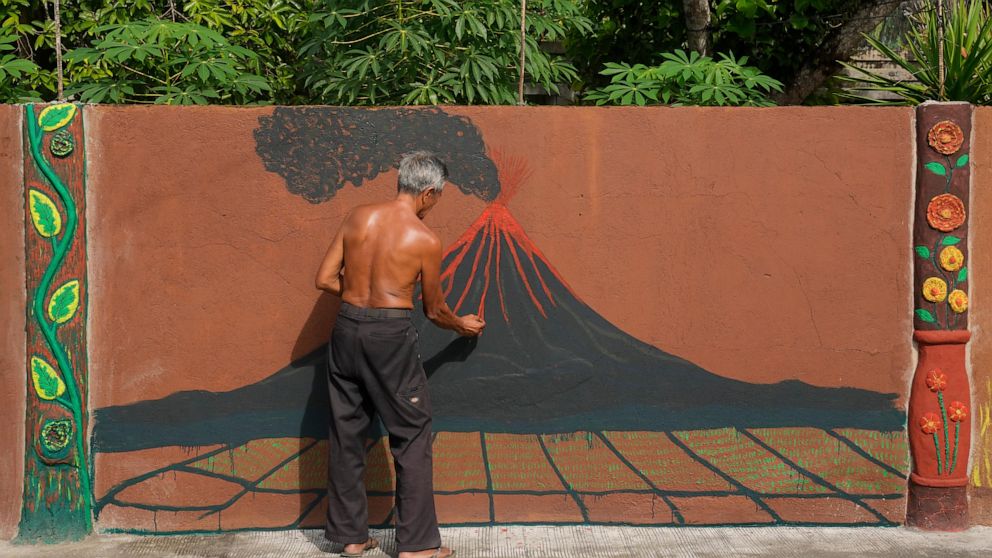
[
  {"xmin": 398, "ymin": 546, "xmax": 454, "ymax": 558},
  {"xmin": 340, "ymin": 538, "xmax": 379, "ymax": 557}
]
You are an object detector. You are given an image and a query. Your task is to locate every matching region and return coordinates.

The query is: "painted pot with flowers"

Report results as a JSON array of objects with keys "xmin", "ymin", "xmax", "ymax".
[{"xmin": 907, "ymin": 106, "xmax": 973, "ymax": 529}]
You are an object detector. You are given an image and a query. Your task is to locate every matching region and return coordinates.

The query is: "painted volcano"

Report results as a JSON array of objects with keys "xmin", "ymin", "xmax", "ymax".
[
  {"xmin": 92, "ymin": 159, "xmax": 902, "ymax": 453},
  {"xmin": 411, "ymin": 167, "xmax": 902, "ymax": 433}
]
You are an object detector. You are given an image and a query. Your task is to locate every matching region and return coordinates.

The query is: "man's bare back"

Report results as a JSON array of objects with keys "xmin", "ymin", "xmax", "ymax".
[{"xmin": 316, "ymin": 196, "xmax": 485, "ymax": 337}]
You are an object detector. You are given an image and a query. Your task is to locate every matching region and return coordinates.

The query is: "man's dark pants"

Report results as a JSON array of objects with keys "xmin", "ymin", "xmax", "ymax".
[{"xmin": 325, "ymin": 302, "xmax": 441, "ymax": 553}]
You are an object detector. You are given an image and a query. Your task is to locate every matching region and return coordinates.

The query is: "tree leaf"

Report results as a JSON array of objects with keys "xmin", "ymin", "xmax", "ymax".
[
  {"xmin": 956, "ymin": 154, "xmax": 969, "ymax": 168},
  {"xmin": 958, "ymin": 267, "xmax": 968, "ymax": 282},
  {"xmin": 28, "ymin": 189, "xmax": 62, "ymax": 238},
  {"xmin": 915, "ymin": 245, "xmax": 931, "ymax": 259},
  {"xmin": 30, "ymin": 356, "xmax": 65, "ymax": 401},
  {"xmin": 38, "ymin": 103, "xmax": 77, "ymax": 132},
  {"xmin": 925, "ymin": 161, "xmax": 947, "ymax": 176},
  {"xmin": 942, "ymin": 235, "xmax": 962, "ymax": 246},
  {"xmin": 48, "ymin": 279, "xmax": 80, "ymax": 325},
  {"xmin": 915, "ymin": 309, "xmax": 937, "ymax": 323}
]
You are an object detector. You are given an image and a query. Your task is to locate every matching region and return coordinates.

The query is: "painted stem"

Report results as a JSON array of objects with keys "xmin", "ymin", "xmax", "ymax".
[
  {"xmin": 25, "ymin": 104, "xmax": 92, "ymax": 530},
  {"xmin": 951, "ymin": 421, "xmax": 960, "ymax": 474},
  {"xmin": 933, "ymin": 432, "xmax": 943, "ymax": 474},
  {"xmin": 938, "ymin": 391, "xmax": 949, "ymax": 473},
  {"xmin": 944, "ymin": 154, "xmax": 953, "ymax": 193}
]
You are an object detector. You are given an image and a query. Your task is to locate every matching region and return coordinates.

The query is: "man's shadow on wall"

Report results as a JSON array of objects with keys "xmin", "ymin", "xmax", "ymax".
[{"xmin": 292, "ymin": 294, "xmax": 477, "ymax": 536}]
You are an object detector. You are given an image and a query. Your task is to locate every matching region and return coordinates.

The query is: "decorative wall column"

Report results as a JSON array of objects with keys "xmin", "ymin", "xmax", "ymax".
[
  {"xmin": 16, "ymin": 104, "xmax": 91, "ymax": 542},
  {"xmin": 907, "ymin": 102, "xmax": 973, "ymax": 530}
]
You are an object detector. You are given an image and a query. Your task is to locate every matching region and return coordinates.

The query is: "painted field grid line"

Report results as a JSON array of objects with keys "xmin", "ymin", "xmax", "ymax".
[
  {"xmin": 738, "ymin": 430, "xmax": 891, "ymax": 524},
  {"xmin": 196, "ymin": 439, "xmax": 321, "ymax": 521},
  {"xmin": 536, "ymin": 435, "xmax": 590, "ymax": 522},
  {"xmin": 674, "ymin": 427, "xmax": 831, "ymax": 495},
  {"xmin": 593, "ymin": 431, "xmax": 684, "ymax": 524},
  {"xmin": 94, "ymin": 444, "xmax": 235, "ymax": 515},
  {"xmin": 479, "ymin": 432, "xmax": 495, "ymax": 524},
  {"xmin": 748, "ymin": 427, "xmax": 906, "ymax": 495},
  {"xmin": 828, "ymin": 428, "xmax": 909, "ymax": 479},
  {"xmin": 664, "ymin": 431, "xmax": 781, "ymax": 521}
]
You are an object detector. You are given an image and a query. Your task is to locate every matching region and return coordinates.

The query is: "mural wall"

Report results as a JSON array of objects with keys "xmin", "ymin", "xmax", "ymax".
[
  {"xmin": 971, "ymin": 107, "xmax": 992, "ymax": 525},
  {"xmin": 15, "ymin": 104, "xmax": 992, "ymax": 537},
  {"xmin": 79, "ymin": 105, "xmax": 915, "ymax": 532},
  {"xmin": 0, "ymin": 105, "xmax": 26, "ymax": 541}
]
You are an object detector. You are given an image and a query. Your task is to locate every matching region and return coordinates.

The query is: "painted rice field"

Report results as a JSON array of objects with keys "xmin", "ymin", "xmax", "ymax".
[{"xmin": 93, "ymin": 427, "xmax": 909, "ymax": 534}]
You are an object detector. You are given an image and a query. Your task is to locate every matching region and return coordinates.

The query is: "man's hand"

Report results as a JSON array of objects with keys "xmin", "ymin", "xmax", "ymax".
[{"xmin": 457, "ymin": 314, "xmax": 486, "ymax": 337}]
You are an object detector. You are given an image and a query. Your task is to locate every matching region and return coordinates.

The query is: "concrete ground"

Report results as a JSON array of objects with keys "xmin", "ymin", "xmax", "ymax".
[{"xmin": 2, "ymin": 526, "xmax": 992, "ymax": 557}]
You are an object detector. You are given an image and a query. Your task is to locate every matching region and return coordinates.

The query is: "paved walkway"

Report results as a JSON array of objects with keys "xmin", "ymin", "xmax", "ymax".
[{"xmin": 2, "ymin": 526, "xmax": 991, "ymax": 557}]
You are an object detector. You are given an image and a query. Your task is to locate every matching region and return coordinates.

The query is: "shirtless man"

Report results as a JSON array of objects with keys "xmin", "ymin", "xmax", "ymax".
[{"xmin": 315, "ymin": 151, "xmax": 485, "ymax": 558}]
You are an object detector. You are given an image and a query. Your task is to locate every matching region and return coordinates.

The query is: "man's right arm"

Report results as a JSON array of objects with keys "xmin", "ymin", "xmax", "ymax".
[{"xmin": 420, "ymin": 235, "xmax": 485, "ymax": 337}]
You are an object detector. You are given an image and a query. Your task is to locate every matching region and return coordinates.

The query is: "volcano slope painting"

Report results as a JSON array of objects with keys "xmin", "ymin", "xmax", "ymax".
[{"xmin": 90, "ymin": 107, "xmax": 910, "ymax": 532}]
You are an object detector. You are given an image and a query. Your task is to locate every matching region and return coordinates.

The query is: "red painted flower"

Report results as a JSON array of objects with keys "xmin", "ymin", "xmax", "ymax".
[
  {"xmin": 928, "ymin": 120, "xmax": 964, "ymax": 155},
  {"xmin": 948, "ymin": 401, "xmax": 969, "ymax": 422},
  {"xmin": 920, "ymin": 412, "xmax": 942, "ymax": 434},
  {"xmin": 926, "ymin": 368, "xmax": 947, "ymax": 392},
  {"xmin": 926, "ymin": 194, "xmax": 966, "ymax": 232}
]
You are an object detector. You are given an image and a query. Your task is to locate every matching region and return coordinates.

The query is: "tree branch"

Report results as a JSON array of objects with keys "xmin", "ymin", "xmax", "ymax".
[{"xmin": 774, "ymin": 0, "xmax": 904, "ymax": 104}]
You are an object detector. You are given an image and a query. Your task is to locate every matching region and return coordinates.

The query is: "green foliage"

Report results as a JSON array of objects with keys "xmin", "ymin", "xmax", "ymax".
[
  {"xmin": 584, "ymin": 50, "xmax": 783, "ymax": 106},
  {"xmin": 915, "ymin": 308, "xmax": 937, "ymax": 323},
  {"xmin": 300, "ymin": 0, "xmax": 592, "ymax": 105},
  {"xmin": 570, "ymin": 0, "xmax": 866, "ymax": 95},
  {"xmin": 0, "ymin": 28, "xmax": 42, "ymax": 101},
  {"xmin": 65, "ymin": 18, "xmax": 270, "ymax": 104},
  {"xmin": 840, "ymin": 0, "xmax": 992, "ymax": 105}
]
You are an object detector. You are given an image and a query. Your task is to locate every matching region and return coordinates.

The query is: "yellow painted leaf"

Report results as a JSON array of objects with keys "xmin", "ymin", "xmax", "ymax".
[
  {"xmin": 28, "ymin": 189, "xmax": 62, "ymax": 238},
  {"xmin": 48, "ymin": 279, "xmax": 80, "ymax": 325},
  {"xmin": 38, "ymin": 103, "xmax": 77, "ymax": 132},
  {"xmin": 30, "ymin": 356, "xmax": 65, "ymax": 400}
]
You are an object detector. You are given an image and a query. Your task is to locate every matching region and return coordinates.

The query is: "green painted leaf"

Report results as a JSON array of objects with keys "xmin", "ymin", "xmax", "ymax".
[
  {"xmin": 925, "ymin": 161, "xmax": 947, "ymax": 176},
  {"xmin": 958, "ymin": 267, "xmax": 968, "ymax": 282},
  {"xmin": 942, "ymin": 235, "xmax": 962, "ymax": 246},
  {"xmin": 28, "ymin": 189, "xmax": 61, "ymax": 238},
  {"xmin": 30, "ymin": 356, "xmax": 65, "ymax": 400},
  {"xmin": 956, "ymin": 154, "xmax": 969, "ymax": 168},
  {"xmin": 915, "ymin": 309, "xmax": 937, "ymax": 323},
  {"xmin": 37, "ymin": 103, "xmax": 77, "ymax": 132},
  {"xmin": 915, "ymin": 246, "xmax": 931, "ymax": 259},
  {"xmin": 47, "ymin": 279, "xmax": 80, "ymax": 325}
]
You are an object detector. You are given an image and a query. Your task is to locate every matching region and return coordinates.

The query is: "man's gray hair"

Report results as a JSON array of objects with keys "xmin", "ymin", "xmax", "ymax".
[{"xmin": 397, "ymin": 151, "xmax": 448, "ymax": 195}]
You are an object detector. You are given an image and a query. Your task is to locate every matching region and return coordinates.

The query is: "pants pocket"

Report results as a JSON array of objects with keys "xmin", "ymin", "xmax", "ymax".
[{"xmin": 398, "ymin": 383, "xmax": 430, "ymax": 414}]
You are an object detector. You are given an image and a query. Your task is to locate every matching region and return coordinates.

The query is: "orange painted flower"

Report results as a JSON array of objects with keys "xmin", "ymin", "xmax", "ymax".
[
  {"xmin": 928, "ymin": 120, "xmax": 964, "ymax": 155},
  {"xmin": 926, "ymin": 194, "xmax": 966, "ymax": 232},
  {"xmin": 920, "ymin": 412, "xmax": 942, "ymax": 434},
  {"xmin": 949, "ymin": 289, "xmax": 969, "ymax": 313},
  {"xmin": 926, "ymin": 369, "xmax": 947, "ymax": 392},
  {"xmin": 939, "ymin": 246, "xmax": 965, "ymax": 272},
  {"xmin": 948, "ymin": 401, "xmax": 969, "ymax": 422},
  {"xmin": 923, "ymin": 277, "xmax": 947, "ymax": 302}
]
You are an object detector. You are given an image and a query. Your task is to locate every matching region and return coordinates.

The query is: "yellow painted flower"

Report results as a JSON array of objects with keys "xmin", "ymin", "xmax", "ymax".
[
  {"xmin": 939, "ymin": 246, "xmax": 965, "ymax": 272},
  {"xmin": 949, "ymin": 289, "xmax": 969, "ymax": 313},
  {"xmin": 923, "ymin": 277, "xmax": 948, "ymax": 302}
]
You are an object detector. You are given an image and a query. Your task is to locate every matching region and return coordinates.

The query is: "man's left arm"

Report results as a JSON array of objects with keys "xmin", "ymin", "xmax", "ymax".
[{"xmin": 315, "ymin": 219, "xmax": 347, "ymax": 295}]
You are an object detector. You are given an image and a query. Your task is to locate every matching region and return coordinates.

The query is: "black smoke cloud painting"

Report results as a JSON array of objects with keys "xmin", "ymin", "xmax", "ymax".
[{"xmin": 254, "ymin": 107, "xmax": 500, "ymax": 203}]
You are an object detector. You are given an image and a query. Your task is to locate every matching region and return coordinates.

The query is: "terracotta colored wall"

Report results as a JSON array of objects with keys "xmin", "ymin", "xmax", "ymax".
[
  {"xmin": 970, "ymin": 107, "xmax": 992, "ymax": 524},
  {"xmin": 0, "ymin": 105, "xmax": 25, "ymax": 539},
  {"xmin": 79, "ymin": 106, "xmax": 918, "ymax": 532}
]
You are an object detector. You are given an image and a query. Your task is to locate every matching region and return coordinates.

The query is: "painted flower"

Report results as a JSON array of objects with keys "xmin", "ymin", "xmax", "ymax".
[
  {"xmin": 926, "ymin": 194, "xmax": 966, "ymax": 232},
  {"xmin": 949, "ymin": 289, "xmax": 969, "ymax": 313},
  {"xmin": 939, "ymin": 246, "xmax": 965, "ymax": 272},
  {"xmin": 928, "ymin": 120, "xmax": 964, "ymax": 155},
  {"xmin": 948, "ymin": 401, "xmax": 969, "ymax": 422},
  {"xmin": 920, "ymin": 412, "xmax": 942, "ymax": 434},
  {"xmin": 926, "ymin": 368, "xmax": 947, "ymax": 392},
  {"xmin": 923, "ymin": 277, "xmax": 948, "ymax": 302}
]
